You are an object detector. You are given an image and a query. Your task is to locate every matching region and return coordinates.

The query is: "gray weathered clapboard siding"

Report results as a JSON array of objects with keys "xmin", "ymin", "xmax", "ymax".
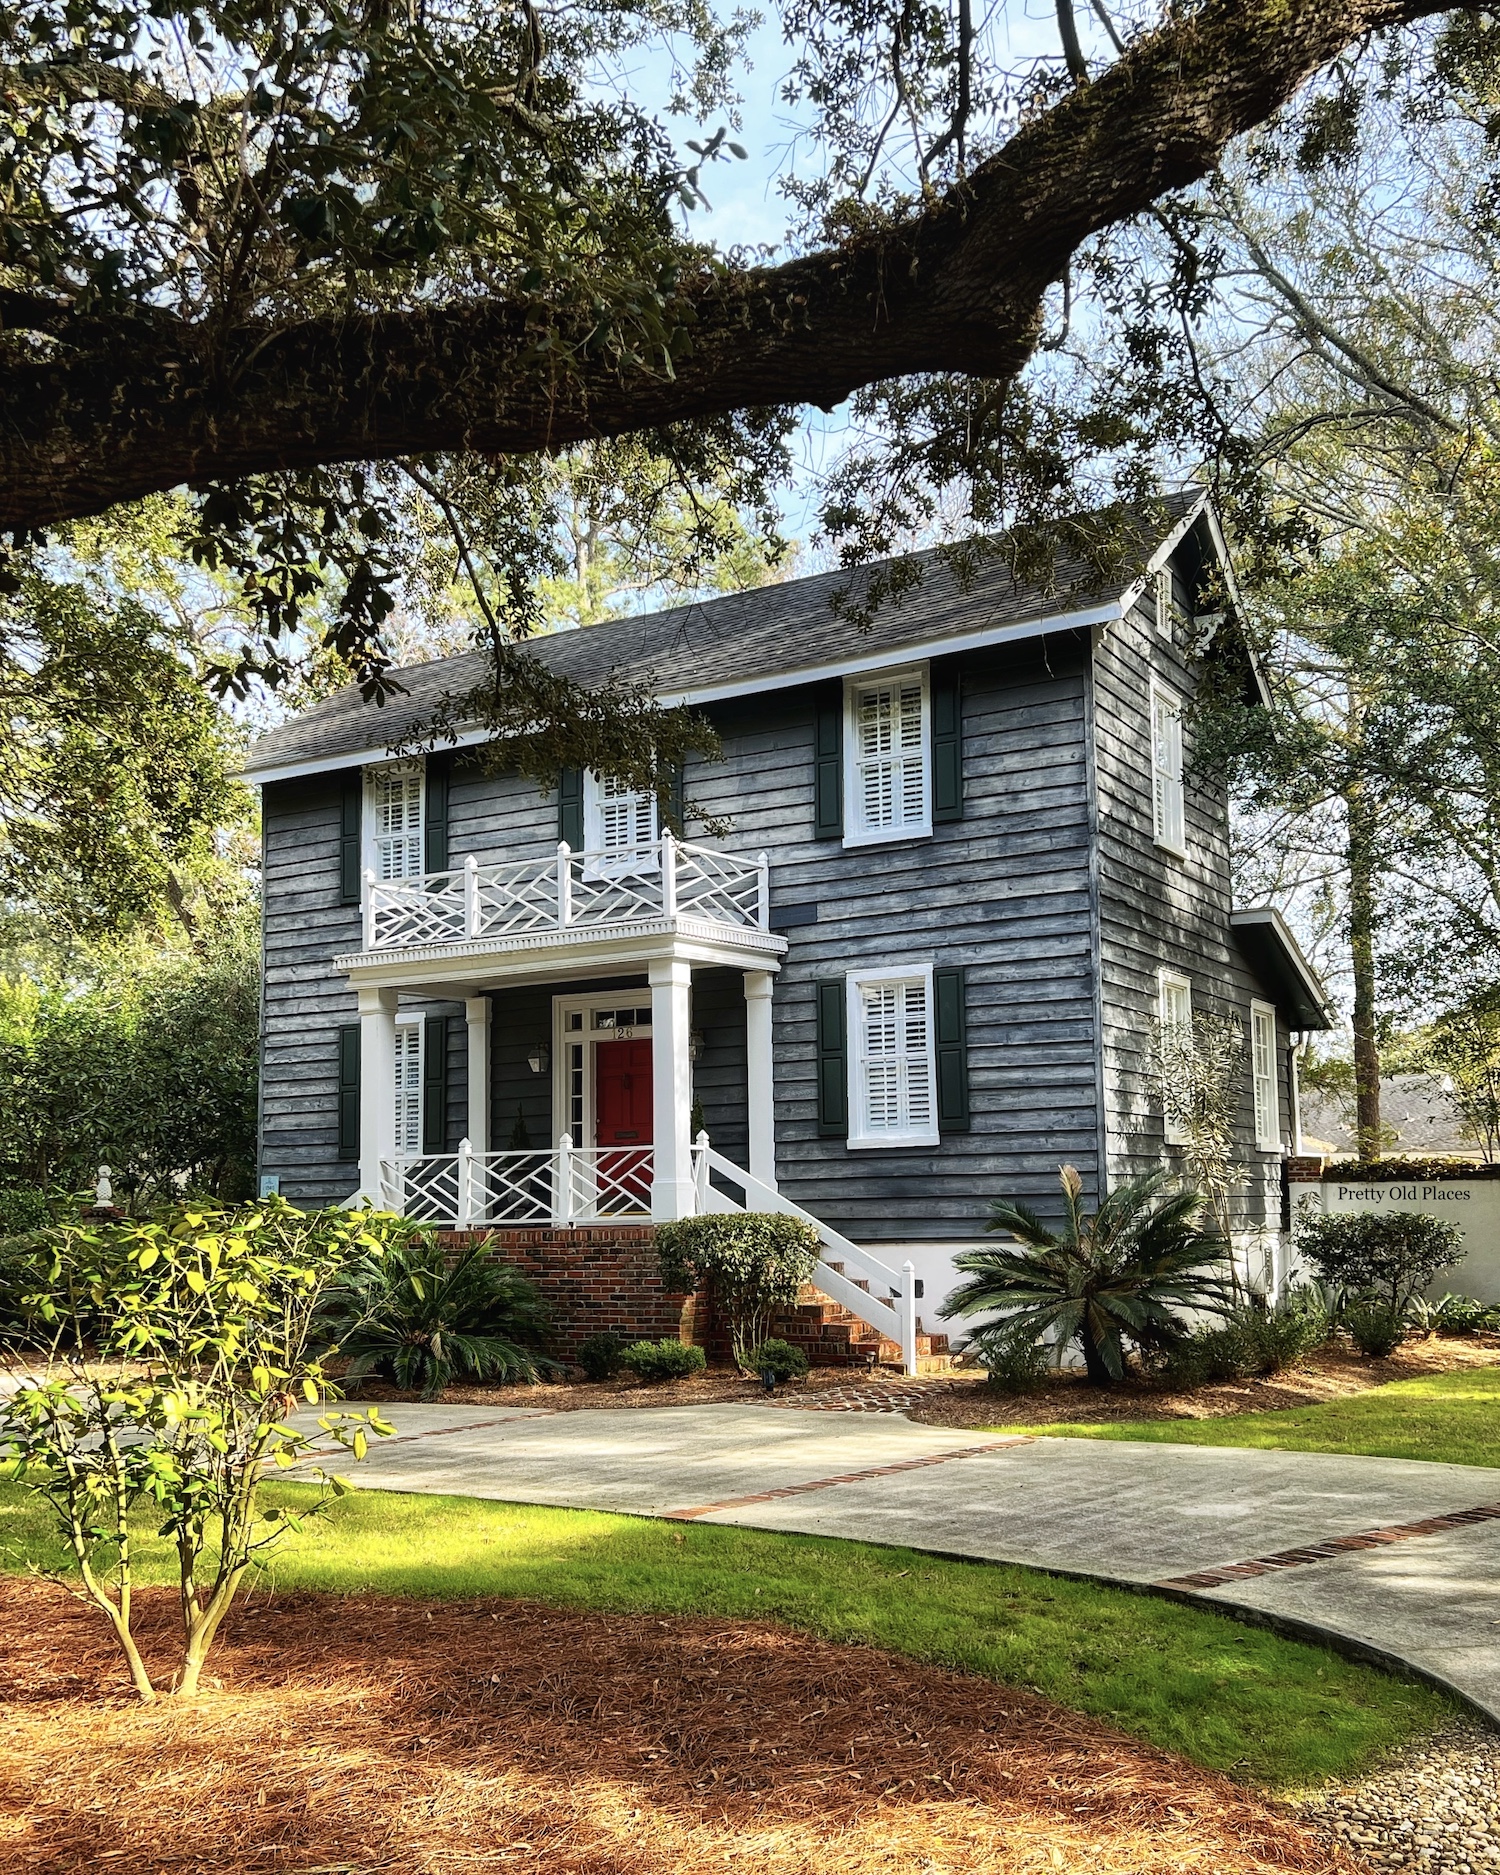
[{"xmin": 258, "ymin": 538, "xmax": 1301, "ymax": 1252}]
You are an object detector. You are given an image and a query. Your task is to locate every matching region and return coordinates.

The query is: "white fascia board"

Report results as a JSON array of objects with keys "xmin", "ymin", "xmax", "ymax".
[{"xmin": 1121, "ymin": 490, "xmax": 1211, "ymax": 611}]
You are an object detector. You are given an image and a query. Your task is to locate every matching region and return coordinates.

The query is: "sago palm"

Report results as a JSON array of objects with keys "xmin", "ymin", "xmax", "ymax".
[
  {"xmin": 328, "ymin": 1239, "xmax": 560, "ymax": 1399},
  {"xmin": 944, "ymin": 1165, "xmax": 1233, "ymax": 1385}
]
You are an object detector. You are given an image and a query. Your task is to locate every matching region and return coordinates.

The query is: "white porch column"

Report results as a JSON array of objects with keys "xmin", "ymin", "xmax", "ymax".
[
  {"xmin": 357, "ymin": 985, "xmax": 399, "ymax": 1203},
  {"xmin": 744, "ymin": 970, "xmax": 777, "ymax": 1191},
  {"xmin": 465, "ymin": 996, "xmax": 491, "ymax": 1153},
  {"xmin": 649, "ymin": 956, "xmax": 695, "ymax": 1220}
]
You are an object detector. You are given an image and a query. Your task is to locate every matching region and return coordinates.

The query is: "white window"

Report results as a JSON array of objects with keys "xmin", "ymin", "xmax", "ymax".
[
  {"xmin": 367, "ymin": 762, "xmax": 425, "ymax": 882},
  {"xmin": 847, "ymin": 966, "xmax": 938, "ymax": 1148},
  {"xmin": 584, "ymin": 769, "xmax": 657, "ymax": 870},
  {"xmin": 1158, "ymin": 970, "xmax": 1192, "ymax": 1147},
  {"xmin": 844, "ymin": 667, "xmax": 931, "ymax": 845},
  {"xmin": 1251, "ymin": 1000, "xmax": 1281, "ymax": 1152},
  {"xmin": 1151, "ymin": 685, "xmax": 1186, "ymax": 855},
  {"xmin": 393, "ymin": 1019, "xmax": 423, "ymax": 1157}
]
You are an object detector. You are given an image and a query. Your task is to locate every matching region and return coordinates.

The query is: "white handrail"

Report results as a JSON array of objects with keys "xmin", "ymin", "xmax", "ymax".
[{"xmin": 691, "ymin": 1137, "xmax": 918, "ymax": 1375}]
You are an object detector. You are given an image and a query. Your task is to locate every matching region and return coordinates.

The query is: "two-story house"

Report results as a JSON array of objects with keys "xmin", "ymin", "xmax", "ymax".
[{"xmin": 246, "ymin": 492, "xmax": 1332, "ymax": 1371}]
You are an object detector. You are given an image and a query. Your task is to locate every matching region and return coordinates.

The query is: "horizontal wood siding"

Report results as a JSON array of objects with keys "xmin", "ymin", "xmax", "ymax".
[
  {"xmin": 258, "ymin": 639, "xmax": 1106, "ymax": 1236},
  {"xmin": 1091, "ymin": 571, "xmax": 1292, "ymax": 1248}
]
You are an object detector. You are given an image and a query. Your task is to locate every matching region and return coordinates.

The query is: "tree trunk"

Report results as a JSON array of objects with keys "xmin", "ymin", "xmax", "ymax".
[
  {"xmin": 1077, "ymin": 1324, "xmax": 1116, "ymax": 1386},
  {"xmin": 1347, "ymin": 778, "xmax": 1383, "ymax": 1162}
]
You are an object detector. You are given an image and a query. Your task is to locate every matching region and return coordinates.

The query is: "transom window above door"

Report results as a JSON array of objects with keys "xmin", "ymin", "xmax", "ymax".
[
  {"xmin": 845, "ymin": 666, "xmax": 931, "ymax": 845},
  {"xmin": 367, "ymin": 762, "xmax": 425, "ymax": 882},
  {"xmin": 584, "ymin": 769, "xmax": 658, "ymax": 867}
]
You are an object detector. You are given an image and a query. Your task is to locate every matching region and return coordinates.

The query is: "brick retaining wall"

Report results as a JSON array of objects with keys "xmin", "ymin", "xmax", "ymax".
[{"xmin": 437, "ymin": 1225, "xmax": 700, "ymax": 1357}]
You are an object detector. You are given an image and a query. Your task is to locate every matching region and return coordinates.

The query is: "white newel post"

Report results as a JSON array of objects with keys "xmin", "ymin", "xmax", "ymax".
[
  {"xmin": 649, "ymin": 955, "xmax": 695, "ymax": 1220},
  {"xmin": 357, "ymin": 985, "xmax": 399, "ymax": 1205},
  {"xmin": 743, "ymin": 970, "xmax": 777, "ymax": 1191},
  {"xmin": 901, "ymin": 1259, "xmax": 919, "ymax": 1378},
  {"xmin": 457, "ymin": 1137, "xmax": 475, "ymax": 1230}
]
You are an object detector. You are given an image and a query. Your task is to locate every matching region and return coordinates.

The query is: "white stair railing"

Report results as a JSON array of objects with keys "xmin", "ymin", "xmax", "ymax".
[{"xmin": 690, "ymin": 1134, "xmax": 919, "ymax": 1376}]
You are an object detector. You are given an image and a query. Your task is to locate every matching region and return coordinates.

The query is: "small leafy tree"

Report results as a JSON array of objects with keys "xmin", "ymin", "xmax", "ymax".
[
  {"xmin": 943, "ymin": 1165, "xmax": 1234, "ymax": 1386},
  {"xmin": 654, "ymin": 1213, "xmax": 820, "ymax": 1370},
  {"xmin": 0, "ymin": 1199, "xmax": 400, "ymax": 1700},
  {"xmin": 1424, "ymin": 991, "xmax": 1500, "ymax": 1164},
  {"xmin": 1293, "ymin": 1207, "xmax": 1465, "ymax": 1316},
  {"xmin": 1153, "ymin": 1009, "xmax": 1247, "ymax": 1290}
]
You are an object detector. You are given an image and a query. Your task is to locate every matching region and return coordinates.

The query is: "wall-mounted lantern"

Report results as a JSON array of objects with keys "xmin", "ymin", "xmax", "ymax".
[{"xmin": 527, "ymin": 1043, "xmax": 550, "ymax": 1074}]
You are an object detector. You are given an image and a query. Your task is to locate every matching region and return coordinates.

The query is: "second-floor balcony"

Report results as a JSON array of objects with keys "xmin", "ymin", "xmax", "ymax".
[{"xmin": 362, "ymin": 833, "xmax": 770, "ymax": 953}]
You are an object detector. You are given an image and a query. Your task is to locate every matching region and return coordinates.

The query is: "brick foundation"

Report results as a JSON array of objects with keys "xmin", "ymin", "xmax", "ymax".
[{"xmin": 437, "ymin": 1225, "xmax": 699, "ymax": 1357}]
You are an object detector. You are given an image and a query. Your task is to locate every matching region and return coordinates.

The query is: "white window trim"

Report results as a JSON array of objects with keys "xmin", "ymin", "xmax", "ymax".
[
  {"xmin": 582, "ymin": 768, "xmax": 659, "ymax": 876},
  {"xmin": 363, "ymin": 757, "xmax": 427, "ymax": 887},
  {"xmin": 1250, "ymin": 998, "xmax": 1281, "ymax": 1154},
  {"xmin": 845, "ymin": 962, "xmax": 939, "ymax": 1150},
  {"xmin": 1157, "ymin": 969, "xmax": 1192, "ymax": 1148},
  {"xmin": 1150, "ymin": 680, "xmax": 1187, "ymax": 859},
  {"xmin": 842, "ymin": 663, "xmax": 933, "ymax": 849}
]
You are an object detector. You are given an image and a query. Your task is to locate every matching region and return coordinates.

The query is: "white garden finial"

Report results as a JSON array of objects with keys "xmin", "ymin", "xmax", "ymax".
[{"xmin": 95, "ymin": 1165, "xmax": 113, "ymax": 1206}]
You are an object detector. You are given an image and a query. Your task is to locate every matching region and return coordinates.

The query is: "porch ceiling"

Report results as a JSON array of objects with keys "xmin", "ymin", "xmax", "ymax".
[{"xmin": 332, "ymin": 915, "xmax": 786, "ymax": 996}]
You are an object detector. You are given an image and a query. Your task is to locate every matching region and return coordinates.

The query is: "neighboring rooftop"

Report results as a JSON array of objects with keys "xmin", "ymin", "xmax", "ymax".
[
  {"xmin": 1300, "ymin": 1073, "xmax": 1483, "ymax": 1160},
  {"xmin": 246, "ymin": 494, "xmax": 1209, "ymax": 781}
]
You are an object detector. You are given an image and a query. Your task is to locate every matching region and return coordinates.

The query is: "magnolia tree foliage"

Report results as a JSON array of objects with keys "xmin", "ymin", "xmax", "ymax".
[
  {"xmin": 654, "ymin": 1212, "xmax": 820, "ymax": 1369},
  {"xmin": 1152, "ymin": 1008, "xmax": 1246, "ymax": 1264},
  {"xmin": 0, "ymin": 1200, "xmax": 403, "ymax": 1699},
  {"xmin": 1423, "ymin": 990, "xmax": 1500, "ymax": 1163}
]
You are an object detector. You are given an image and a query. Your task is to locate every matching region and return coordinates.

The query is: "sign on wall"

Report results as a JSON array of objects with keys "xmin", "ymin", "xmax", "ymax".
[{"xmin": 1293, "ymin": 1177, "xmax": 1500, "ymax": 1303}]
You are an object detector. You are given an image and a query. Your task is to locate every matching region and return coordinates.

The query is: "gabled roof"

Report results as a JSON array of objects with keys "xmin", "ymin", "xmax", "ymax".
[
  {"xmin": 1229, "ymin": 907, "xmax": 1335, "ymax": 1031},
  {"xmin": 245, "ymin": 491, "xmax": 1212, "ymax": 783}
]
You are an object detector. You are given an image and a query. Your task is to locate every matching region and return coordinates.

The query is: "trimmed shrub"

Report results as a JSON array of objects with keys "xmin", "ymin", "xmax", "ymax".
[
  {"xmin": 1160, "ymin": 1288, "xmax": 1331, "ymax": 1387},
  {"xmin": 620, "ymin": 1338, "xmax": 707, "ymax": 1382},
  {"xmin": 968, "ymin": 1319, "xmax": 1050, "ymax": 1393},
  {"xmin": 1294, "ymin": 1209, "xmax": 1465, "ymax": 1313},
  {"xmin": 744, "ymin": 1338, "xmax": 809, "ymax": 1383},
  {"xmin": 655, "ymin": 1212, "xmax": 820, "ymax": 1369},
  {"xmin": 1345, "ymin": 1297, "xmax": 1407, "ymax": 1358},
  {"xmin": 575, "ymin": 1331, "xmax": 627, "ymax": 1381}
]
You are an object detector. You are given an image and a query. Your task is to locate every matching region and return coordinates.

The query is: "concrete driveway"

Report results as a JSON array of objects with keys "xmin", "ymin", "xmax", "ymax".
[{"xmin": 307, "ymin": 1400, "xmax": 1500, "ymax": 1722}]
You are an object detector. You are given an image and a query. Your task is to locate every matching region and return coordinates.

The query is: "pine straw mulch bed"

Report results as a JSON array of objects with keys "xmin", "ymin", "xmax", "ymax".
[
  {"xmin": 0, "ymin": 1578, "xmax": 1364, "ymax": 1875},
  {"xmin": 347, "ymin": 1334, "xmax": 1500, "ymax": 1432}
]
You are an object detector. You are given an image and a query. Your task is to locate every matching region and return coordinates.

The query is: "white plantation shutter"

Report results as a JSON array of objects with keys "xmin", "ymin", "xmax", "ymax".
[
  {"xmin": 393, "ymin": 1024, "xmax": 423, "ymax": 1156},
  {"xmin": 1152, "ymin": 689, "xmax": 1185, "ymax": 852},
  {"xmin": 1251, "ymin": 1003, "xmax": 1279, "ymax": 1150},
  {"xmin": 372, "ymin": 766, "xmax": 425, "ymax": 881},
  {"xmin": 854, "ymin": 975, "xmax": 936, "ymax": 1141},
  {"xmin": 854, "ymin": 677, "xmax": 927, "ymax": 833},
  {"xmin": 591, "ymin": 771, "xmax": 657, "ymax": 857}
]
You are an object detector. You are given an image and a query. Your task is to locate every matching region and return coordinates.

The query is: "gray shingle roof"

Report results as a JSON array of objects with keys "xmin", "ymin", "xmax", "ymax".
[{"xmin": 246, "ymin": 494, "xmax": 1203, "ymax": 779}]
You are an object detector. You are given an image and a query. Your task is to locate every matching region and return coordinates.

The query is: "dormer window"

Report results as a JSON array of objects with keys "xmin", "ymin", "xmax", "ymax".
[
  {"xmin": 844, "ymin": 665, "xmax": 931, "ymax": 847},
  {"xmin": 367, "ymin": 762, "xmax": 425, "ymax": 882}
]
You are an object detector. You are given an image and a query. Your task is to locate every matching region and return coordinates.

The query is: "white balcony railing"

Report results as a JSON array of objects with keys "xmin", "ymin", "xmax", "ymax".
[{"xmin": 364, "ymin": 834, "xmax": 769, "ymax": 952}]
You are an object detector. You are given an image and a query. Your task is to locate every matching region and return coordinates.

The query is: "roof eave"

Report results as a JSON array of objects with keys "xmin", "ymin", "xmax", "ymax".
[{"xmin": 1229, "ymin": 906, "xmax": 1335, "ymax": 1030}]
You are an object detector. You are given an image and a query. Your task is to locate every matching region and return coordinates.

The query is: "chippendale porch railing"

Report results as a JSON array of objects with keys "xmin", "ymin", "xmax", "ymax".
[
  {"xmin": 377, "ymin": 1133, "xmax": 920, "ymax": 1375},
  {"xmin": 364, "ymin": 834, "xmax": 769, "ymax": 951}
]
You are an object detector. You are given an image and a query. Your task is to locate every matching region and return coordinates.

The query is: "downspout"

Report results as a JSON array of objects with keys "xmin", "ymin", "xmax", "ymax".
[{"xmin": 1083, "ymin": 627, "xmax": 1110, "ymax": 1201}]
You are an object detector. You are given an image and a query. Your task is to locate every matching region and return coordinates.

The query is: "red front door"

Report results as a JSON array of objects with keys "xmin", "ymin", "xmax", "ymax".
[{"xmin": 595, "ymin": 1039, "xmax": 652, "ymax": 1211}]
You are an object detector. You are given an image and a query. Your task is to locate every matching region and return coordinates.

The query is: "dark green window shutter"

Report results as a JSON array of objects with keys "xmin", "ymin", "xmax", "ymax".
[
  {"xmin": 558, "ymin": 766, "xmax": 584, "ymax": 848},
  {"xmin": 814, "ymin": 692, "xmax": 843, "ymax": 839},
  {"xmin": 422, "ymin": 1015, "xmax": 448, "ymax": 1152},
  {"xmin": 932, "ymin": 668, "xmax": 963, "ymax": 824},
  {"xmin": 424, "ymin": 756, "xmax": 449, "ymax": 874},
  {"xmin": 338, "ymin": 772, "xmax": 362, "ymax": 905},
  {"xmin": 815, "ymin": 979, "xmax": 848, "ymax": 1137},
  {"xmin": 336, "ymin": 1024, "xmax": 361, "ymax": 1160},
  {"xmin": 664, "ymin": 759, "xmax": 686, "ymax": 835},
  {"xmin": 933, "ymin": 966, "xmax": 970, "ymax": 1133}
]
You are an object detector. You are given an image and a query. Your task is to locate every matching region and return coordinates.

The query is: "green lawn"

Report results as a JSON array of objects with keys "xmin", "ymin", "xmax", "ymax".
[
  {"xmin": 1029, "ymin": 1363, "xmax": 1500, "ymax": 1468},
  {"xmin": 0, "ymin": 1472, "xmax": 1451, "ymax": 1792}
]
